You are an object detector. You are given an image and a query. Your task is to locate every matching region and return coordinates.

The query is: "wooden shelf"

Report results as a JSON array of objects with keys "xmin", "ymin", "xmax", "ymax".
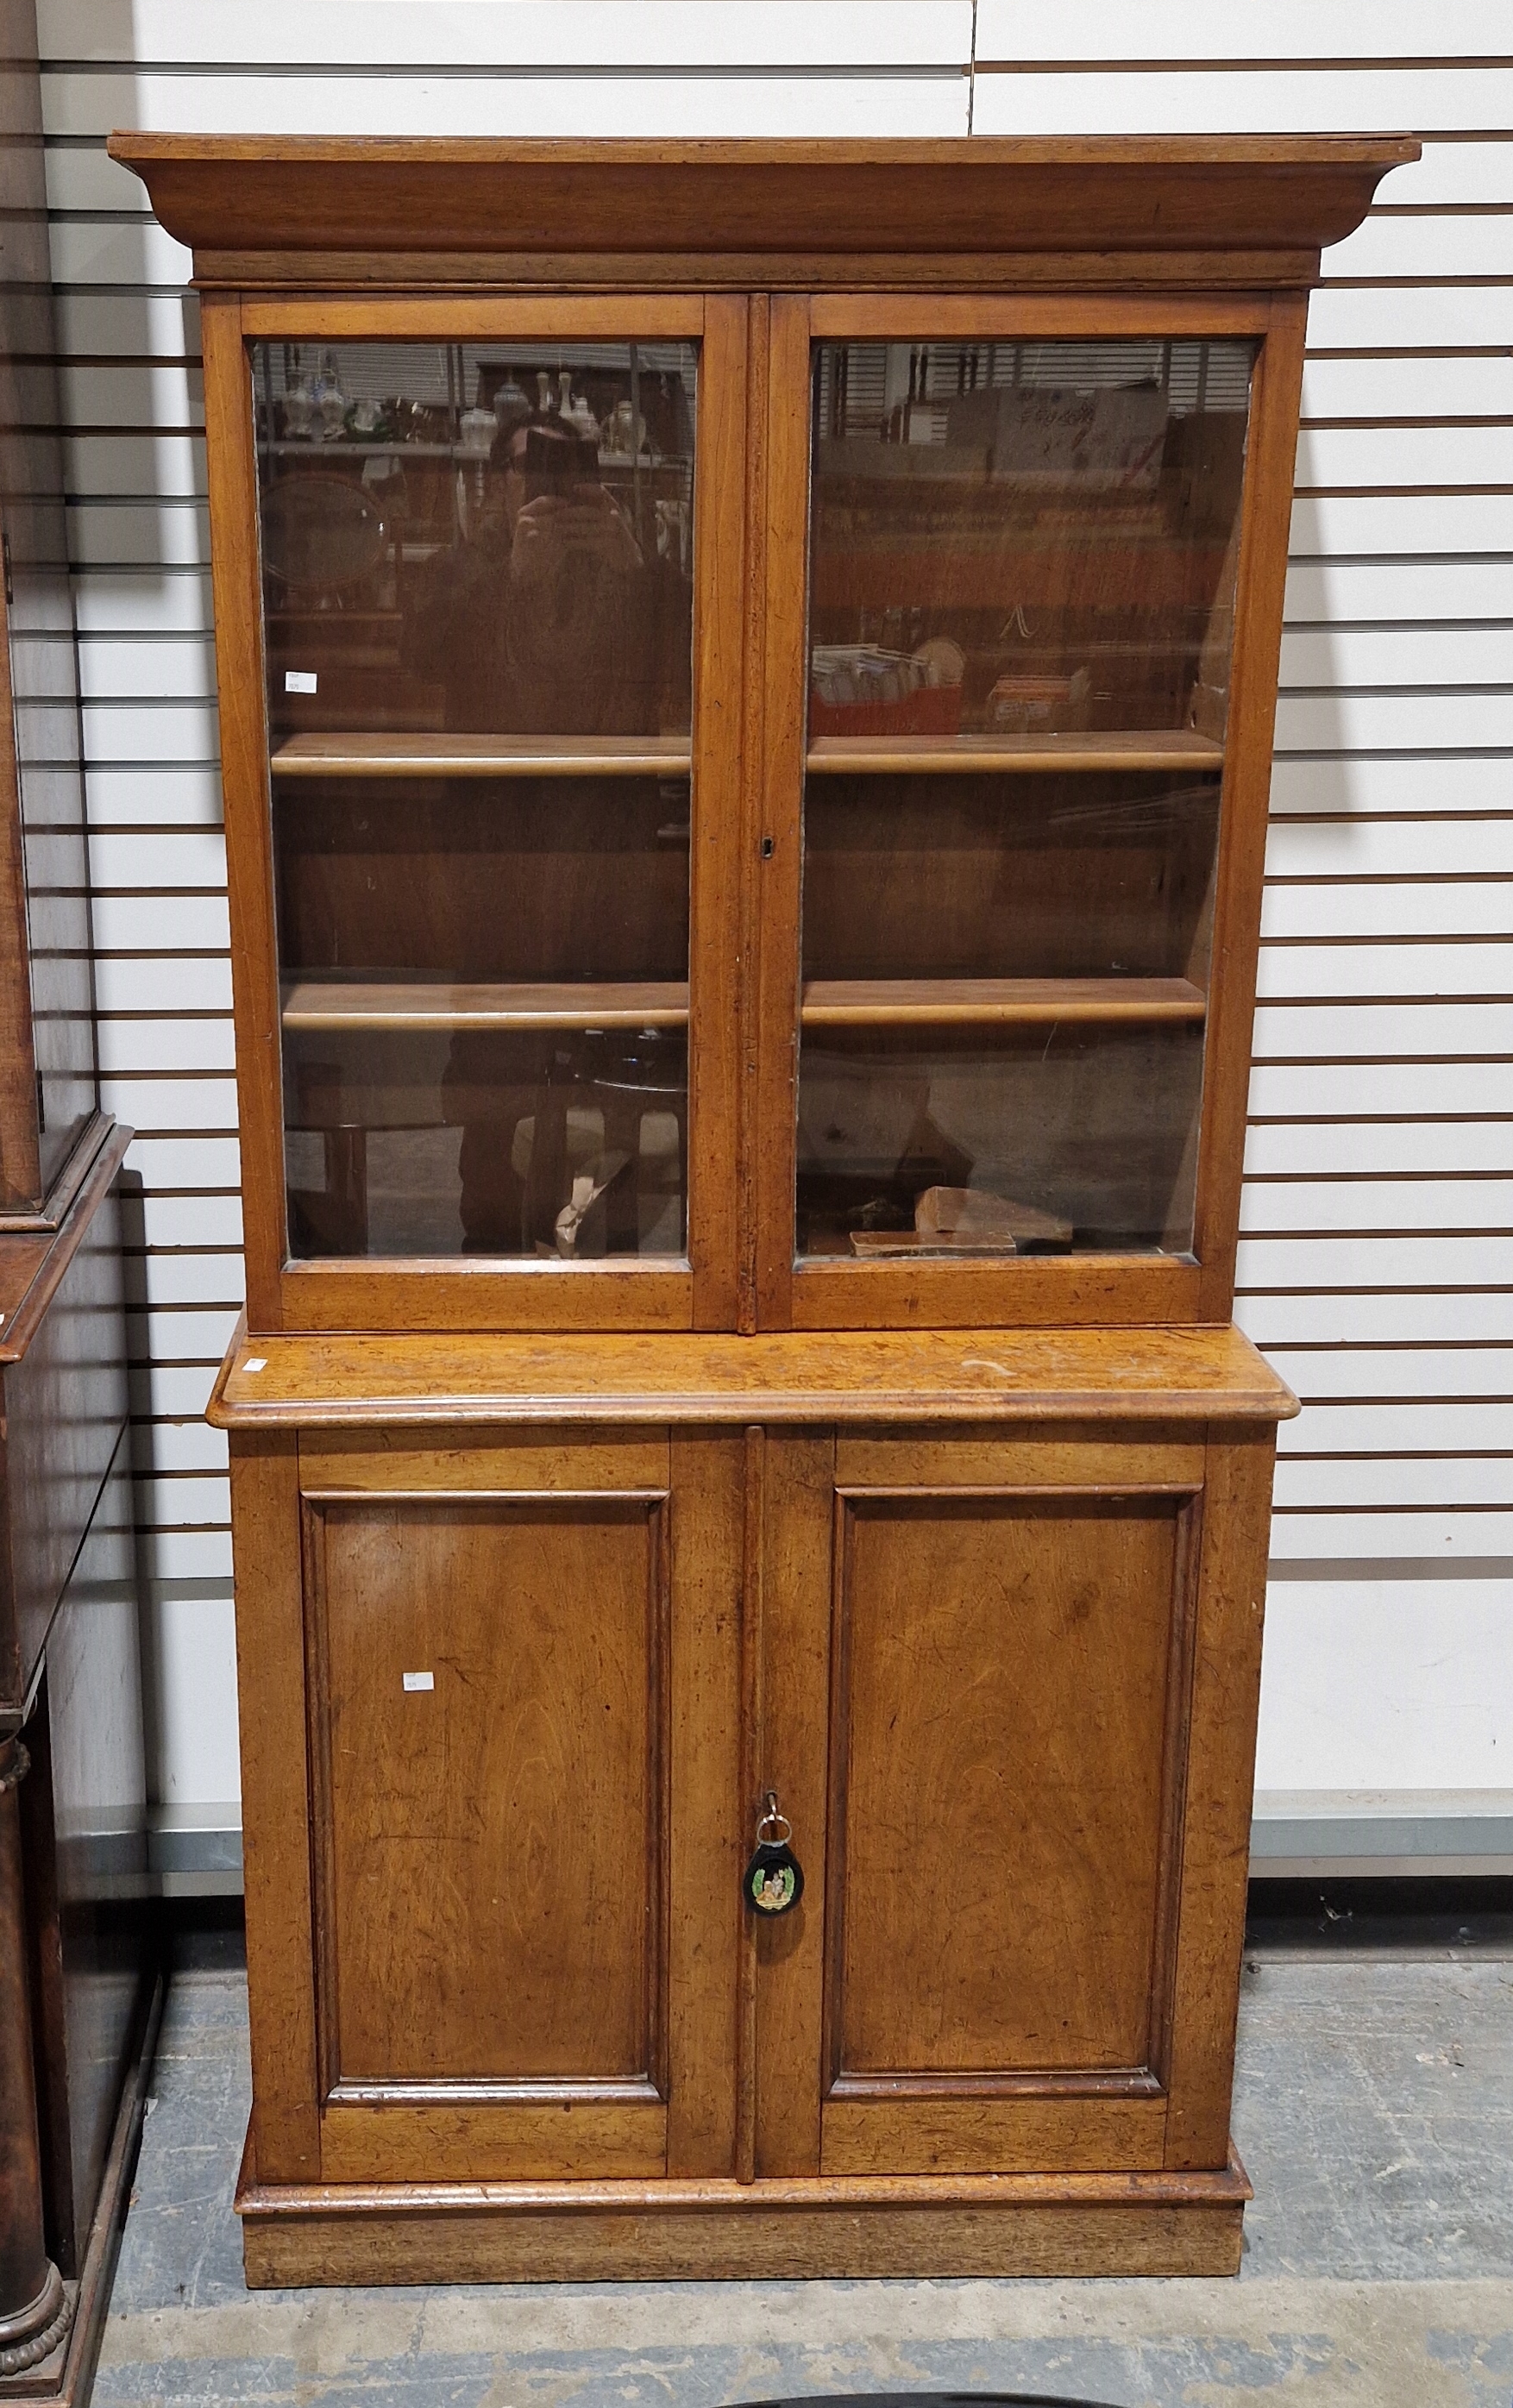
[
  {"xmin": 271, "ymin": 734, "xmax": 692, "ymax": 779},
  {"xmin": 269, "ymin": 731, "xmax": 1220, "ymax": 781},
  {"xmin": 805, "ymin": 731, "xmax": 1225, "ymax": 775},
  {"xmin": 800, "ymin": 977, "xmax": 1207, "ymax": 1027},
  {"xmin": 280, "ymin": 980, "xmax": 689, "ymax": 1032},
  {"xmin": 209, "ymin": 1319, "xmax": 1299, "ymax": 1431},
  {"xmin": 280, "ymin": 975, "xmax": 1204, "ymax": 1033}
]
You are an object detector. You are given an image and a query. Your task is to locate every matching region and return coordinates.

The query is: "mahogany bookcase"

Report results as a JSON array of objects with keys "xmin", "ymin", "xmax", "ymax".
[{"xmin": 111, "ymin": 133, "xmax": 1413, "ymax": 2286}]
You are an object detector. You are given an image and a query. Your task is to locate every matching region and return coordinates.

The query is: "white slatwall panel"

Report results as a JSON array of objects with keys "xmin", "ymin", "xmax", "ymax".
[
  {"xmin": 973, "ymin": 18, "xmax": 1513, "ymax": 1814},
  {"xmin": 35, "ymin": 1, "xmax": 1512, "ymax": 1820}
]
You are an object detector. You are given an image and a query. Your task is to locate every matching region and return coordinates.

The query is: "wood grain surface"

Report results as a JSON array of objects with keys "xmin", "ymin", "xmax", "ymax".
[
  {"xmin": 806, "ymin": 731, "xmax": 1224, "ymax": 774},
  {"xmin": 235, "ymin": 2152, "xmax": 1250, "ymax": 2286},
  {"xmin": 229, "ymin": 1434, "xmax": 321, "ymax": 2184},
  {"xmin": 273, "ymin": 733, "xmax": 692, "ymax": 777},
  {"xmin": 209, "ymin": 1319, "xmax": 1297, "ymax": 1428},
  {"xmin": 279, "ymin": 980, "xmax": 690, "ymax": 1032},
  {"xmin": 1193, "ymin": 298, "xmax": 1310, "ymax": 1322},
  {"xmin": 687, "ymin": 292, "xmax": 749, "ymax": 1333},
  {"xmin": 818, "ymin": 1491, "xmax": 1184, "ymax": 2171},
  {"xmin": 309, "ymin": 1492, "xmax": 666, "ymax": 2095},
  {"xmin": 800, "ymin": 978, "xmax": 1207, "ymax": 1027},
  {"xmin": 201, "ymin": 292, "xmax": 287, "ymax": 1333},
  {"xmin": 108, "ymin": 135, "xmax": 1416, "ymax": 279}
]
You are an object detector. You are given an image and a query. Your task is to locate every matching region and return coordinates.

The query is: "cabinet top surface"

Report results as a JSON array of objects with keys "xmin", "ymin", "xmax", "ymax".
[
  {"xmin": 0, "ymin": 1121, "xmax": 130, "ymax": 1364},
  {"xmin": 108, "ymin": 133, "xmax": 1417, "ymax": 283},
  {"xmin": 208, "ymin": 1319, "xmax": 1297, "ymax": 1430}
]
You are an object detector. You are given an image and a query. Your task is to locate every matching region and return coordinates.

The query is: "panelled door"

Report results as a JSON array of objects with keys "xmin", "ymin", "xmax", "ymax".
[
  {"xmin": 293, "ymin": 1426, "xmax": 743, "ymax": 2183},
  {"xmin": 750, "ymin": 1423, "xmax": 1265, "ymax": 2178}
]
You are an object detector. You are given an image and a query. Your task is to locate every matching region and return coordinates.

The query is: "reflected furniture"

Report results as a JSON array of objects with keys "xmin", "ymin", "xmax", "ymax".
[
  {"xmin": 112, "ymin": 132, "xmax": 1413, "ymax": 2285},
  {"xmin": 0, "ymin": 8, "xmax": 154, "ymax": 2392}
]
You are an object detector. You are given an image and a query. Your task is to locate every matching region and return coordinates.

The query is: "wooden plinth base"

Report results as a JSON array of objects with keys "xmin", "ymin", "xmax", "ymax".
[
  {"xmin": 0, "ymin": 1972, "xmax": 162, "ymax": 2406},
  {"xmin": 236, "ymin": 2131, "xmax": 1250, "ymax": 2286}
]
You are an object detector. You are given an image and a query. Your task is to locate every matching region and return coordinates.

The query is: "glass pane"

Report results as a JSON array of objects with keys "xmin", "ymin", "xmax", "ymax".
[
  {"xmin": 810, "ymin": 337, "xmax": 1252, "ymax": 740},
  {"xmin": 799, "ymin": 337, "xmax": 1253, "ymax": 1265},
  {"xmin": 253, "ymin": 338, "xmax": 697, "ymax": 1260}
]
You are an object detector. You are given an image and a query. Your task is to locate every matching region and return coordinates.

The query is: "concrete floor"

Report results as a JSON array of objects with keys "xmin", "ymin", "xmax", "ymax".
[{"xmin": 93, "ymin": 1907, "xmax": 1513, "ymax": 2408}]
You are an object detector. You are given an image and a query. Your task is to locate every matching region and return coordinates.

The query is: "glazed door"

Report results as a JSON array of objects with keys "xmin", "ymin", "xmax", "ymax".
[
  {"xmin": 293, "ymin": 1427, "xmax": 742, "ymax": 2183},
  {"xmin": 204, "ymin": 295, "xmax": 749, "ymax": 1333},
  {"xmin": 751, "ymin": 1426, "xmax": 1234, "ymax": 2178},
  {"xmin": 750, "ymin": 294, "xmax": 1305, "ymax": 1332}
]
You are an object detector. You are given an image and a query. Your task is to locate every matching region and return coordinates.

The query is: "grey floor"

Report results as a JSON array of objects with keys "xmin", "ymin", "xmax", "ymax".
[{"xmin": 95, "ymin": 1909, "xmax": 1513, "ymax": 2408}]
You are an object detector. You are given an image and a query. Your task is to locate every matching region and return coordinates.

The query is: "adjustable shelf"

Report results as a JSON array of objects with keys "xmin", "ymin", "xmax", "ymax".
[
  {"xmin": 271, "ymin": 734, "xmax": 693, "ymax": 778},
  {"xmin": 280, "ymin": 980, "xmax": 690, "ymax": 1031},
  {"xmin": 281, "ymin": 975, "xmax": 1205, "ymax": 1034},
  {"xmin": 800, "ymin": 976, "xmax": 1207, "ymax": 1027},
  {"xmin": 805, "ymin": 731, "xmax": 1225, "ymax": 776},
  {"xmin": 270, "ymin": 730, "xmax": 1221, "ymax": 781}
]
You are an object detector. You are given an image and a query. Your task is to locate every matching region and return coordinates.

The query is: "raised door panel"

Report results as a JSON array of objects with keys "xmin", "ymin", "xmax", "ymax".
[
  {"xmin": 819, "ymin": 1474, "xmax": 1196, "ymax": 2174},
  {"xmin": 305, "ymin": 1483, "xmax": 669, "ymax": 2179}
]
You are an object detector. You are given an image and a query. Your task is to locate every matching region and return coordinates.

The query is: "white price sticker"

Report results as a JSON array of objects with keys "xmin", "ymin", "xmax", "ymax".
[
  {"xmin": 285, "ymin": 669, "xmax": 317, "ymax": 694},
  {"xmin": 402, "ymin": 1671, "xmax": 435, "ymax": 1693}
]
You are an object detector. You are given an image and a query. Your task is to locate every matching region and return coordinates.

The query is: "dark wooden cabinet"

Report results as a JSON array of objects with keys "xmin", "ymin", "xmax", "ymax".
[
  {"xmin": 0, "ymin": 14, "xmax": 154, "ymax": 2388},
  {"xmin": 112, "ymin": 129, "xmax": 1415, "ymax": 2285}
]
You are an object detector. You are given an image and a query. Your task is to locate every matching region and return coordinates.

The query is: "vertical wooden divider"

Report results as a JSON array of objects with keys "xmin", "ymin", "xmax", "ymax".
[
  {"xmin": 666, "ymin": 1428, "xmax": 744, "ymax": 2176},
  {"xmin": 735, "ymin": 296, "xmax": 769, "ymax": 1335},
  {"xmin": 734, "ymin": 1424, "xmax": 763, "ymax": 2183},
  {"xmin": 199, "ymin": 298, "xmax": 286, "ymax": 1333},
  {"xmin": 752, "ymin": 296, "xmax": 813, "ymax": 1331},
  {"xmin": 1192, "ymin": 296, "xmax": 1309, "ymax": 1320},
  {"xmin": 691, "ymin": 296, "xmax": 748, "ymax": 1331},
  {"xmin": 752, "ymin": 1427, "xmax": 835, "ymax": 2178},
  {"xmin": 229, "ymin": 1432, "xmax": 321, "ymax": 2180},
  {"xmin": 1163, "ymin": 1425, "xmax": 1278, "ymax": 2167}
]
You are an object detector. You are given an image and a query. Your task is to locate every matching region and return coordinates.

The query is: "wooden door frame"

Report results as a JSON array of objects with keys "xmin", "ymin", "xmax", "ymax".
[
  {"xmin": 201, "ymin": 291, "xmax": 748, "ymax": 1335},
  {"xmin": 748, "ymin": 289, "xmax": 1305, "ymax": 1333}
]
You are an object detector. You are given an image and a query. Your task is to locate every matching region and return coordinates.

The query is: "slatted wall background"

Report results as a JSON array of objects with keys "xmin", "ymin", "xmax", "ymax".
[{"xmin": 35, "ymin": 0, "xmax": 1511, "ymax": 1848}]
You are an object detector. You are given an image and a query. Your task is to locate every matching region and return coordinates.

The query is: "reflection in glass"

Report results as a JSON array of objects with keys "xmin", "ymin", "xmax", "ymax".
[
  {"xmin": 251, "ymin": 339, "xmax": 698, "ymax": 1260},
  {"xmin": 798, "ymin": 331, "xmax": 1252, "ymax": 1270},
  {"xmin": 796, "ymin": 774, "xmax": 1219, "ymax": 1259},
  {"xmin": 255, "ymin": 339, "xmax": 695, "ymax": 741},
  {"xmin": 809, "ymin": 337, "xmax": 1253, "ymax": 742}
]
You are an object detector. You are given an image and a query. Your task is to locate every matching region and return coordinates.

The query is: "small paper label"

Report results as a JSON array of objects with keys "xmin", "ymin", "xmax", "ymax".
[
  {"xmin": 242, "ymin": 1357, "xmax": 267, "ymax": 1373},
  {"xmin": 402, "ymin": 1671, "xmax": 434, "ymax": 1693},
  {"xmin": 285, "ymin": 669, "xmax": 317, "ymax": 694}
]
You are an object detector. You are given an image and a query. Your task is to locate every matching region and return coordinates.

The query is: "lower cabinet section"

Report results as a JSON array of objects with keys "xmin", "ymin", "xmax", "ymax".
[{"xmin": 231, "ymin": 1410, "xmax": 1276, "ymax": 2279}]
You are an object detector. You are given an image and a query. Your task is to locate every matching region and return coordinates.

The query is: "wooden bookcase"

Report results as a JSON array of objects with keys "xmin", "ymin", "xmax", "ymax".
[{"xmin": 112, "ymin": 133, "xmax": 1414, "ymax": 2286}]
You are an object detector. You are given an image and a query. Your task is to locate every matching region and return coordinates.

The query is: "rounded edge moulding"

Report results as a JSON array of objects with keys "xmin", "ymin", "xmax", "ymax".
[
  {"xmin": 104, "ymin": 134, "xmax": 1418, "ymax": 282},
  {"xmin": 205, "ymin": 1317, "xmax": 1300, "ymax": 1430}
]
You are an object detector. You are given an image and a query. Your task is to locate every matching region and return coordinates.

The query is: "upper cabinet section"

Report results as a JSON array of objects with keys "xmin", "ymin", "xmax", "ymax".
[{"xmin": 109, "ymin": 136, "xmax": 1416, "ymax": 1337}]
